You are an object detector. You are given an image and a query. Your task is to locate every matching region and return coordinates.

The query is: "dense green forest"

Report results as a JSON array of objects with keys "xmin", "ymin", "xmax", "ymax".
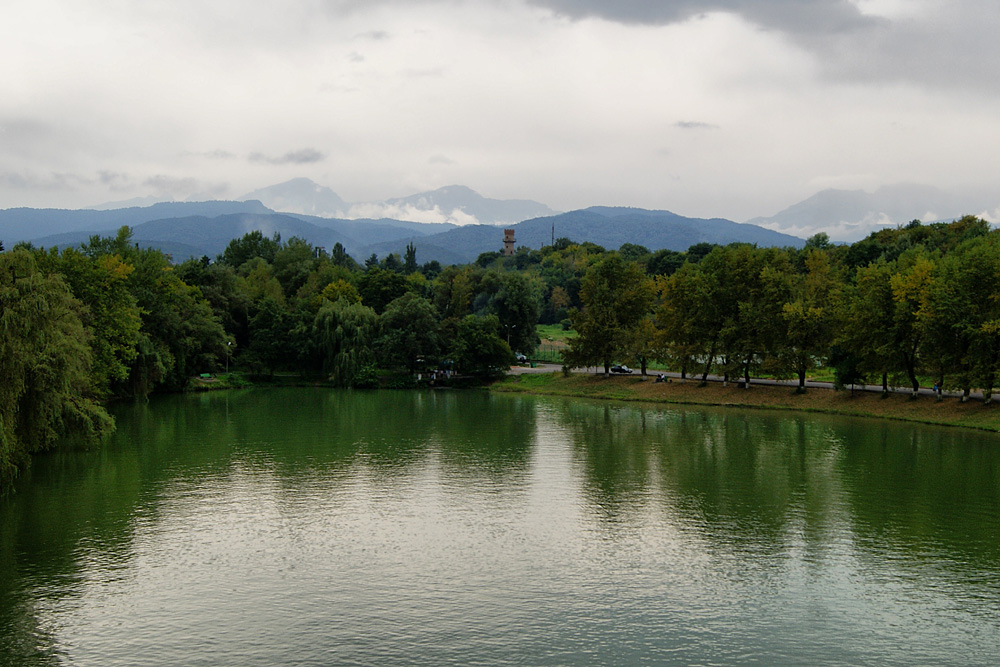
[{"xmin": 2, "ymin": 214, "xmax": 999, "ymax": 489}]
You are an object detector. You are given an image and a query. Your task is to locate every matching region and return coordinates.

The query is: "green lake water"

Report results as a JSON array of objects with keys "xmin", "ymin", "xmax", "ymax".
[{"xmin": 2, "ymin": 388, "xmax": 999, "ymax": 666}]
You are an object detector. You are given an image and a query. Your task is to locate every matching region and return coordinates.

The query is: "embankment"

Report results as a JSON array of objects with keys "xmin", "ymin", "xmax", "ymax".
[{"xmin": 491, "ymin": 372, "xmax": 1000, "ymax": 432}]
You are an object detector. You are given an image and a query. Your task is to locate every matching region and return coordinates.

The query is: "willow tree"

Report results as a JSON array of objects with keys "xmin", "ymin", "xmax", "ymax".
[
  {"xmin": 314, "ymin": 297, "xmax": 378, "ymax": 386},
  {"xmin": 1, "ymin": 250, "xmax": 112, "ymax": 491}
]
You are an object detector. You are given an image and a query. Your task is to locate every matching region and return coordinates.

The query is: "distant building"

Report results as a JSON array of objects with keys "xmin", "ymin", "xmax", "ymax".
[{"xmin": 503, "ymin": 228, "xmax": 516, "ymax": 256}]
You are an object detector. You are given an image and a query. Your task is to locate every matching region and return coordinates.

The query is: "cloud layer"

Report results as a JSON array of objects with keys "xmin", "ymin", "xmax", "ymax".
[{"xmin": 1, "ymin": 0, "xmax": 997, "ymax": 230}]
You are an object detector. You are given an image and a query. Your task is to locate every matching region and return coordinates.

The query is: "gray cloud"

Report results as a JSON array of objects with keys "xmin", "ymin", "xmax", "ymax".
[
  {"xmin": 528, "ymin": 0, "xmax": 1000, "ymax": 91},
  {"xmin": 676, "ymin": 121, "xmax": 719, "ymax": 130},
  {"xmin": 144, "ymin": 175, "xmax": 203, "ymax": 194},
  {"xmin": 98, "ymin": 170, "xmax": 132, "ymax": 190},
  {"xmin": 353, "ymin": 29, "xmax": 390, "ymax": 40},
  {"xmin": 528, "ymin": 0, "xmax": 873, "ymax": 35},
  {"xmin": 202, "ymin": 149, "xmax": 237, "ymax": 160},
  {"xmin": 817, "ymin": 1, "xmax": 1000, "ymax": 90},
  {"xmin": 248, "ymin": 148, "xmax": 326, "ymax": 165},
  {"xmin": 428, "ymin": 154, "xmax": 456, "ymax": 164},
  {"xmin": 0, "ymin": 171, "xmax": 89, "ymax": 191},
  {"xmin": 143, "ymin": 175, "xmax": 230, "ymax": 200},
  {"xmin": 403, "ymin": 67, "xmax": 446, "ymax": 78}
]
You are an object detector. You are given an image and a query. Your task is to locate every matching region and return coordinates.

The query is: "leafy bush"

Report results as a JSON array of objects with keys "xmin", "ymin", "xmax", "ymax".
[{"xmin": 351, "ymin": 364, "xmax": 380, "ymax": 389}]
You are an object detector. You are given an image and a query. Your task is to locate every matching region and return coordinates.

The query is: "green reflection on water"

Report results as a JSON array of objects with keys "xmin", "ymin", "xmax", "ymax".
[{"xmin": 2, "ymin": 389, "xmax": 999, "ymax": 666}]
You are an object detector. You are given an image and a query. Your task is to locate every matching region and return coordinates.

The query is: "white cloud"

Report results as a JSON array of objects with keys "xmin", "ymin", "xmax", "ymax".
[
  {"xmin": 760, "ymin": 212, "xmax": 900, "ymax": 243},
  {"xmin": 346, "ymin": 202, "xmax": 480, "ymax": 225}
]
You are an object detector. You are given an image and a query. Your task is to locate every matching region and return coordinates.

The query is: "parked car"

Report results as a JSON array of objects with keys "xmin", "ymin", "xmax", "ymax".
[
  {"xmin": 610, "ymin": 364, "xmax": 633, "ymax": 374},
  {"xmin": 515, "ymin": 353, "xmax": 527, "ymax": 363}
]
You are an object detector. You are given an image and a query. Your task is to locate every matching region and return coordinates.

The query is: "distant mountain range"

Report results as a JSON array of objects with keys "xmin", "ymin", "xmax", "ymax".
[
  {"xmin": 362, "ymin": 207, "xmax": 804, "ymax": 264},
  {"xmin": 2, "ymin": 199, "xmax": 804, "ymax": 265},
  {"xmin": 5, "ymin": 180, "xmax": 988, "ymax": 266},
  {"xmin": 747, "ymin": 184, "xmax": 985, "ymax": 241}
]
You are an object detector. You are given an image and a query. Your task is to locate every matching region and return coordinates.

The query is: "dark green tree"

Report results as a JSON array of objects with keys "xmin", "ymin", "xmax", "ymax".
[
  {"xmin": 486, "ymin": 272, "xmax": 542, "ymax": 353},
  {"xmin": 376, "ymin": 293, "xmax": 441, "ymax": 373},
  {"xmin": 330, "ymin": 242, "xmax": 357, "ymax": 269},
  {"xmin": 404, "ymin": 242, "xmax": 418, "ymax": 273},
  {"xmin": 564, "ymin": 254, "xmax": 655, "ymax": 375},
  {"xmin": 273, "ymin": 237, "xmax": 318, "ymax": 297},
  {"xmin": 358, "ymin": 267, "xmax": 410, "ymax": 314},
  {"xmin": 1, "ymin": 249, "xmax": 113, "ymax": 490},
  {"xmin": 450, "ymin": 315, "xmax": 513, "ymax": 379},
  {"xmin": 219, "ymin": 230, "xmax": 281, "ymax": 268},
  {"xmin": 243, "ymin": 297, "xmax": 292, "ymax": 378},
  {"xmin": 37, "ymin": 245, "xmax": 142, "ymax": 398},
  {"xmin": 314, "ymin": 298, "xmax": 378, "ymax": 386}
]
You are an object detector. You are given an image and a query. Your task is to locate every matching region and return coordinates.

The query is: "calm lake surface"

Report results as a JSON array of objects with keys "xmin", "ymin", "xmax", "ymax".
[{"xmin": 2, "ymin": 388, "xmax": 1000, "ymax": 666}]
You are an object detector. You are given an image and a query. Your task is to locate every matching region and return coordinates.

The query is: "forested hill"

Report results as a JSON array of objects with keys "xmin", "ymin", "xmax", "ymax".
[
  {"xmin": 6, "ymin": 204, "xmax": 457, "ymax": 262},
  {"xmin": 4, "ymin": 202, "xmax": 802, "ymax": 265},
  {"xmin": 0, "ymin": 200, "xmax": 272, "ymax": 241},
  {"xmin": 357, "ymin": 207, "xmax": 805, "ymax": 263}
]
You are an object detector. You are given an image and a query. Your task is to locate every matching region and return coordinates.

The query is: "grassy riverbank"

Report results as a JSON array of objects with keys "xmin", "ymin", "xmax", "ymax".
[{"xmin": 492, "ymin": 372, "xmax": 1000, "ymax": 432}]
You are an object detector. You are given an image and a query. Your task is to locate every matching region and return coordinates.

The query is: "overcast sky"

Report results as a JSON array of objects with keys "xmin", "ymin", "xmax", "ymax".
[{"xmin": 2, "ymin": 0, "xmax": 998, "ymax": 225}]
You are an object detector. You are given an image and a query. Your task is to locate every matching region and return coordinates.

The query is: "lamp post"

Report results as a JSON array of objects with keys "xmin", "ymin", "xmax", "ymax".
[
  {"xmin": 226, "ymin": 341, "xmax": 232, "ymax": 375},
  {"xmin": 506, "ymin": 324, "xmax": 516, "ymax": 346}
]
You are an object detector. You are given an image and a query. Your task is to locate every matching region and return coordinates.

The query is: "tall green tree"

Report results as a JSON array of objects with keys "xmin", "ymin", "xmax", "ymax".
[
  {"xmin": 838, "ymin": 259, "xmax": 897, "ymax": 393},
  {"xmin": 38, "ymin": 246, "xmax": 142, "ymax": 397},
  {"xmin": 404, "ymin": 242, "xmax": 418, "ymax": 274},
  {"xmin": 890, "ymin": 250, "xmax": 935, "ymax": 396},
  {"xmin": 243, "ymin": 297, "xmax": 292, "ymax": 378},
  {"xmin": 1, "ymin": 250, "xmax": 113, "ymax": 490},
  {"xmin": 486, "ymin": 272, "xmax": 542, "ymax": 353},
  {"xmin": 655, "ymin": 263, "xmax": 715, "ymax": 380},
  {"xmin": 920, "ymin": 235, "xmax": 1000, "ymax": 401},
  {"xmin": 450, "ymin": 315, "xmax": 513, "ymax": 379},
  {"xmin": 219, "ymin": 230, "xmax": 281, "ymax": 269},
  {"xmin": 359, "ymin": 267, "xmax": 410, "ymax": 314},
  {"xmin": 780, "ymin": 249, "xmax": 838, "ymax": 391},
  {"xmin": 272, "ymin": 237, "xmax": 318, "ymax": 297},
  {"xmin": 564, "ymin": 254, "xmax": 654, "ymax": 375},
  {"xmin": 376, "ymin": 293, "xmax": 441, "ymax": 373},
  {"xmin": 124, "ymin": 243, "xmax": 227, "ymax": 393},
  {"xmin": 314, "ymin": 298, "xmax": 378, "ymax": 386}
]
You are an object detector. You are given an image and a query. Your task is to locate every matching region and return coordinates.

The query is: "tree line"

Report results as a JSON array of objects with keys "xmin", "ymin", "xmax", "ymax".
[
  {"xmin": 0, "ymin": 228, "xmax": 540, "ymax": 489},
  {"xmin": 2, "ymin": 214, "xmax": 997, "ymax": 489},
  {"xmin": 566, "ymin": 215, "xmax": 1000, "ymax": 403}
]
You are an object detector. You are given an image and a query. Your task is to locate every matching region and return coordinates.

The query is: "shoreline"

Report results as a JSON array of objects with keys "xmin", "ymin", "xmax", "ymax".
[
  {"xmin": 183, "ymin": 368, "xmax": 1000, "ymax": 433},
  {"xmin": 490, "ymin": 371, "xmax": 1000, "ymax": 433}
]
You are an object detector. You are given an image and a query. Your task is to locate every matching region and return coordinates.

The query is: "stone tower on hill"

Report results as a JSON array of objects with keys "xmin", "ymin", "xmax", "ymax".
[{"xmin": 503, "ymin": 229, "xmax": 516, "ymax": 256}]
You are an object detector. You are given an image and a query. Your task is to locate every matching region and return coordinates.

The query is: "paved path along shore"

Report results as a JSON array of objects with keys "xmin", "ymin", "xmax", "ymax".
[{"xmin": 507, "ymin": 363, "xmax": 993, "ymax": 402}]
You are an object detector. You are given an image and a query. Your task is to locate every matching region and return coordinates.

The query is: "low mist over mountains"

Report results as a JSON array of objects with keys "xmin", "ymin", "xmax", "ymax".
[
  {"xmin": 237, "ymin": 179, "xmax": 557, "ymax": 225},
  {"xmin": 748, "ymin": 184, "xmax": 990, "ymax": 241}
]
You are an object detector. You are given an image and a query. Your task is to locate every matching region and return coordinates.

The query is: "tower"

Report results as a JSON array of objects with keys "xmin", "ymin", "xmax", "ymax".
[{"xmin": 503, "ymin": 229, "xmax": 516, "ymax": 256}]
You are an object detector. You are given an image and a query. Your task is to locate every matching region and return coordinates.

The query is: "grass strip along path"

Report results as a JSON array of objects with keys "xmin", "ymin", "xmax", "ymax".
[{"xmin": 492, "ymin": 370, "xmax": 1000, "ymax": 433}]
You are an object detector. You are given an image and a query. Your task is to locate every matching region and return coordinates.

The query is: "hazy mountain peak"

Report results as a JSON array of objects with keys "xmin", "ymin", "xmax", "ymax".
[
  {"xmin": 367, "ymin": 185, "xmax": 557, "ymax": 225},
  {"xmin": 239, "ymin": 178, "xmax": 349, "ymax": 217},
  {"xmin": 746, "ymin": 183, "xmax": 972, "ymax": 242},
  {"xmin": 86, "ymin": 194, "xmax": 175, "ymax": 210}
]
